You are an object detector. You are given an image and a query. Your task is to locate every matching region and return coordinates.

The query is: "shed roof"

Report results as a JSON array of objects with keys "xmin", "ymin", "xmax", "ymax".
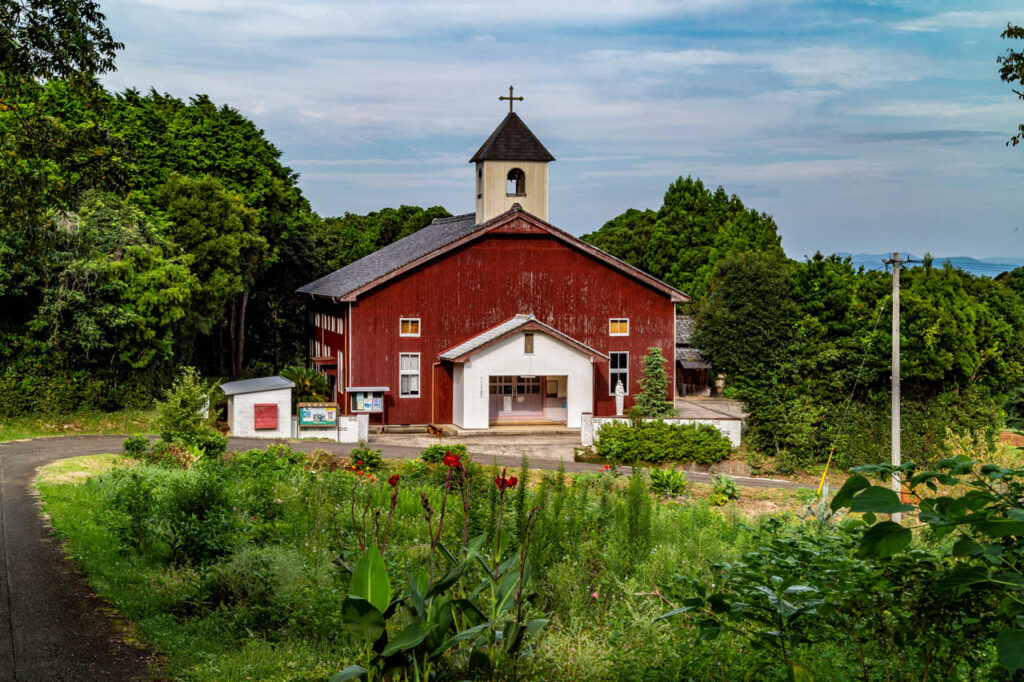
[
  {"xmin": 469, "ymin": 113, "xmax": 555, "ymax": 163},
  {"xmin": 440, "ymin": 314, "xmax": 607, "ymax": 363},
  {"xmin": 221, "ymin": 375, "xmax": 295, "ymax": 396}
]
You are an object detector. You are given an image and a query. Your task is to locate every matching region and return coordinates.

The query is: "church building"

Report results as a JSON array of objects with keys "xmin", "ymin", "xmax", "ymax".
[{"xmin": 298, "ymin": 95, "xmax": 688, "ymax": 429}]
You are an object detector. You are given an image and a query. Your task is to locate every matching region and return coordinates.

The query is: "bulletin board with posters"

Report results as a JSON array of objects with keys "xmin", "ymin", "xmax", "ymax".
[{"xmin": 297, "ymin": 402, "xmax": 339, "ymax": 426}]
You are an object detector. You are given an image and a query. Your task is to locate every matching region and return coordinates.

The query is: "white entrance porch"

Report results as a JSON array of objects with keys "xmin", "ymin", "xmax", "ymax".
[{"xmin": 441, "ymin": 314, "xmax": 606, "ymax": 430}]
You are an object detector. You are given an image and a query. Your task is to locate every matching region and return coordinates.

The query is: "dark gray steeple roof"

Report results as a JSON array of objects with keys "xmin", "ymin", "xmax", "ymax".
[{"xmin": 469, "ymin": 113, "xmax": 555, "ymax": 163}]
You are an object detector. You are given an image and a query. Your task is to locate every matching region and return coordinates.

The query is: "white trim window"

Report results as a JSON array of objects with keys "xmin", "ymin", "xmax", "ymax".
[
  {"xmin": 400, "ymin": 318, "xmax": 421, "ymax": 337},
  {"xmin": 610, "ymin": 351, "xmax": 629, "ymax": 395},
  {"xmin": 399, "ymin": 353, "xmax": 420, "ymax": 398},
  {"xmin": 609, "ymin": 318, "xmax": 629, "ymax": 336}
]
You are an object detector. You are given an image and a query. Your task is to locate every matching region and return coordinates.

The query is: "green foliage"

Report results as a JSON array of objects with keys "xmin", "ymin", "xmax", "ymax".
[
  {"xmin": 709, "ymin": 473, "xmax": 739, "ymax": 507},
  {"xmin": 648, "ymin": 467, "xmax": 689, "ymax": 497},
  {"xmin": 596, "ymin": 420, "xmax": 732, "ymax": 464},
  {"xmin": 832, "ymin": 454, "xmax": 1024, "ymax": 676},
  {"xmin": 419, "ymin": 443, "xmax": 467, "ymax": 464},
  {"xmin": 581, "ymin": 176, "xmax": 784, "ymax": 298},
  {"xmin": 318, "ymin": 206, "xmax": 451, "ymax": 273},
  {"xmin": 278, "ymin": 365, "xmax": 329, "ymax": 406},
  {"xmin": 631, "ymin": 347, "xmax": 676, "ymax": 418},
  {"xmin": 349, "ymin": 443, "xmax": 383, "ymax": 472},
  {"xmin": 1005, "ymin": 385, "xmax": 1024, "ymax": 430},
  {"xmin": 157, "ymin": 367, "xmax": 218, "ymax": 442},
  {"xmin": 694, "ymin": 251, "xmax": 1024, "ymax": 470},
  {"xmin": 122, "ymin": 435, "xmax": 150, "ymax": 460},
  {"xmin": 999, "ymin": 23, "xmax": 1024, "ymax": 147}
]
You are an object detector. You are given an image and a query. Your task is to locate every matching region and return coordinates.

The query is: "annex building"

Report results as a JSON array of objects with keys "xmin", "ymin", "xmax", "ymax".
[{"xmin": 298, "ymin": 101, "xmax": 689, "ymax": 429}]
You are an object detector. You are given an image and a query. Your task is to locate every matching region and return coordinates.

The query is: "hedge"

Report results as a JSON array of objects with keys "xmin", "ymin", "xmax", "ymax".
[{"xmin": 595, "ymin": 420, "xmax": 731, "ymax": 464}]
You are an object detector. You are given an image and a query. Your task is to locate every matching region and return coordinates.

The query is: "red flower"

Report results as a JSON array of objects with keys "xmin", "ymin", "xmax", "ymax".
[
  {"xmin": 357, "ymin": 470, "xmax": 364, "ymax": 477},
  {"xmin": 388, "ymin": 474, "xmax": 400, "ymax": 487},
  {"xmin": 508, "ymin": 476, "xmax": 518, "ymax": 489},
  {"xmin": 443, "ymin": 452, "xmax": 461, "ymax": 467},
  {"xmin": 495, "ymin": 475, "xmax": 518, "ymax": 491},
  {"xmin": 602, "ymin": 464, "xmax": 611, "ymax": 472}
]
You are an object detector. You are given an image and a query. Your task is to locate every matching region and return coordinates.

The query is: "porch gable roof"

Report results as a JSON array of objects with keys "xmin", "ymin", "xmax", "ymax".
[{"xmin": 439, "ymin": 314, "xmax": 608, "ymax": 363}]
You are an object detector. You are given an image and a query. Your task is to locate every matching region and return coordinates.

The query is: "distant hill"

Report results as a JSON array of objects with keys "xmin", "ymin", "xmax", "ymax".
[{"xmin": 832, "ymin": 253, "xmax": 1024, "ymax": 278}]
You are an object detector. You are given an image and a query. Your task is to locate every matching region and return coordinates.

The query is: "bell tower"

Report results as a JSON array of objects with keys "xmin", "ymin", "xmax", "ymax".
[{"xmin": 470, "ymin": 87, "xmax": 555, "ymax": 224}]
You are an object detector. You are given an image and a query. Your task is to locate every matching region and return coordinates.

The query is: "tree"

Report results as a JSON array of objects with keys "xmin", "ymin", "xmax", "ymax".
[
  {"xmin": 581, "ymin": 177, "xmax": 784, "ymax": 298},
  {"xmin": 998, "ymin": 23, "xmax": 1024, "ymax": 146},
  {"xmin": 152, "ymin": 174, "xmax": 268, "ymax": 378},
  {"xmin": 632, "ymin": 347, "xmax": 676, "ymax": 418}
]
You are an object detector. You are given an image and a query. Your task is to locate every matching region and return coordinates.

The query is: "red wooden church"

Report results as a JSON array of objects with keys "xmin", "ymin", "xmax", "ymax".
[{"xmin": 299, "ymin": 102, "xmax": 688, "ymax": 429}]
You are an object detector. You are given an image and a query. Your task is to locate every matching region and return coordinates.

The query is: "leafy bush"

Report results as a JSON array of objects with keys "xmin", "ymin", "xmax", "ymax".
[
  {"xmin": 1005, "ymin": 385, "xmax": 1024, "ymax": 431},
  {"xmin": 105, "ymin": 469, "xmax": 156, "ymax": 551},
  {"xmin": 122, "ymin": 435, "xmax": 150, "ymax": 460},
  {"xmin": 596, "ymin": 420, "xmax": 731, "ymax": 464},
  {"xmin": 349, "ymin": 443, "xmax": 382, "ymax": 471},
  {"xmin": 157, "ymin": 466, "xmax": 235, "ymax": 565},
  {"xmin": 279, "ymin": 366, "xmax": 329, "ymax": 407},
  {"xmin": 420, "ymin": 442, "xmax": 467, "ymax": 463},
  {"xmin": 649, "ymin": 467, "xmax": 688, "ymax": 497},
  {"xmin": 708, "ymin": 473, "xmax": 738, "ymax": 506},
  {"xmin": 157, "ymin": 367, "xmax": 218, "ymax": 442}
]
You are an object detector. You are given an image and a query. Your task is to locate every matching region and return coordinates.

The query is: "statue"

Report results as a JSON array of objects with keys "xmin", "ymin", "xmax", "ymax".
[{"xmin": 614, "ymin": 378, "xmax": 625, "ymax": 416}]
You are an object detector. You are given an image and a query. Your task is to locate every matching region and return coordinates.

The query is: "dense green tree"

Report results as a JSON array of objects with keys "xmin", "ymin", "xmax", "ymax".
[
  {"xmin": 582, "ymin": 177, "xmax": 783, "ymax": 298},
  {"xmin": 318, "ymin": 205, "xmax": 451, "ymax": 272},
  {"xmin": 152, "ymin": 175, "xmax": 268, "ymax": 377}
]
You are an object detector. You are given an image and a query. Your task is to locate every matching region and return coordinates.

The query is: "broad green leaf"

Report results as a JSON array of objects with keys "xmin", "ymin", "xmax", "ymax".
[
  {"xmin": 350, "ymin": 545, "xmax": 390, "ymax": 613},
  {"xmin": 935, "ymin": 565, "xmax": 990, "ymax": 593},
  {"xmin": 830, "ymin": 475, "xmax": 870, "ymax": 512},
  {"xmin": 951, "ymin": 537, "xmax": 984, "ymax": 556},
  {"xmin": 340, "ymin": 596, "xmax": 385, "ymax": 643},
  {"xmin": 329, "ymin": 665, "xmax": 368, "ymax": 681},
  {"xmin": 426, "ymin": 561, "xmax": 466, "ymax": 599},
  {"xmin": 856, "ymin": 521, "xmax": 911, "ymax": 558},
  {"xmin": 997, "ymin": 628, "xmax": 1024, "ymax": 673},
  {"xmin": 525, "ymin": 618, "xmax": 548, "ymax": 637},
  {"xmin": 380, "ymin": 622, "xmax": 436, "ymax": 656},
  {"xmin": 430, "ymin": 620, "xmax": 492, "ymax": 657},
  {"xmin": 848, "ymin": 486, "xmax": 915, "ymax": 514}
]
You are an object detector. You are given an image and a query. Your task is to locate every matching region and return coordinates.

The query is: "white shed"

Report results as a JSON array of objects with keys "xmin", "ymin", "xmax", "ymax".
[{"xmin": 221, "ymin": 376, "xmax": 295, "ymax": 439}]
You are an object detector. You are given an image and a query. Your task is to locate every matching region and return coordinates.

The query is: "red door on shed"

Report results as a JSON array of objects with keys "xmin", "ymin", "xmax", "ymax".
[{"xmin": 254, "ymin": 404, "xmax": 278, "ymax": 430}]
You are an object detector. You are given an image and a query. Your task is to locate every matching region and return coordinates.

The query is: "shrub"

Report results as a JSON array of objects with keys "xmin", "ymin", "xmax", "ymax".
[
  {"xmin": 709, "ymin": 473, "xmax": 739, "ymax": 506},
  {"xmin": 649, "ymin": 467, "xmax": 689, "ymax": 497},
  {"xmin": 632, "ymin": 347, "xmax": 676, "ymax": 418},
  {"xmin": 349, "ymin": 443, "xmax": 383, "ymax": 471},
  {"xmin": 105, "ymin": 469, "xmax": 156, "ymax": 551},
  {"xmin": 596, "ymin": 420, "xmax": 731, "ymax": 464},
  {"xmin": 157, "ymin": 466, "xmax": 235, "ymax": 565},
  {"xmin": 122, "ymin": 435, "xmax": 150, "ymax": 460},
  {"xmin": 420, "ymin": 442, "xmax": 467, "ymax": 463},
  {"xmin": 157, "ymin": 367, "xmax": 218, "ymax": 442}
]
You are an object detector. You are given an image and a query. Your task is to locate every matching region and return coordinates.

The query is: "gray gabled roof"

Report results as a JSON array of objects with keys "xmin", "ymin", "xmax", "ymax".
[
  {"xmin": 469, "ymin": 113, "xmax": 555, "ymax": 163},
  {"xmin": 676, "ymin": 316, "xmax": 697, "ymax": 346},
  {"xmin": 221, "ymin": 375, "xmax": 295, "ymax": 396},
  {"xmin": 297, "ymin": 213, "xmax": 478, "ymax": 298},
  {"xmin": 440, "ymin": 314, "xmax": 607, "ymax": 362}
]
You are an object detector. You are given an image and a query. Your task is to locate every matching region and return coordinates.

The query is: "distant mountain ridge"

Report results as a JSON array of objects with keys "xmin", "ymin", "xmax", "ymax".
[{"xmin": 831, "ymin": 253, "xmax": 1024, "ymax": 278}]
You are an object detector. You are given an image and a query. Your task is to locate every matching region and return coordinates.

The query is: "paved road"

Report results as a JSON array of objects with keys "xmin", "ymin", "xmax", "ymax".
[{"xmin": 0, "ymin": 434, "xmax": 806, "ymax": 681}]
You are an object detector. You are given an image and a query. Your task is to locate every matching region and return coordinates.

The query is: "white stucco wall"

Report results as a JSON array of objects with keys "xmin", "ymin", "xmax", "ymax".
[
  {"xmin": 229, "ymin": 387, "xmax": 292, "ymax": 439},
  {"xmin": 454, "ymin": 331, "xmax": 593, "ymax": 429},
  {"xmin": 475, "ymin": 160, "xmax": 549, "ymax": 223}
]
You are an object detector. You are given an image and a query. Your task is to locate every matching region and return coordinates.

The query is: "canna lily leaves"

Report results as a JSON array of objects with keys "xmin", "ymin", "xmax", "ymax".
[
  {"xmin": 350, "ymin": 545, "xmax": 390, "ymax": 613},
  {"xmin": 848, "ymin": 486, "xmax": 915, "ymax": 514},
  {"xmin": 380, "ymin": 622, "xmax": 436, "ymax": 657},
  {"xmin": 340, "ymin": 596, "xmax": 385, "ymax": 643}
]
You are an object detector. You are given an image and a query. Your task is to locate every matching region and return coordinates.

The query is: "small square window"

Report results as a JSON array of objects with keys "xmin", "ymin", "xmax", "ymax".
[
  {"xmin": 400, "ymin": 318, "xmax": 420, "ymax": 337},
  {"xmin": 609, "ymin": 318, "xmax": 629, "ymax": 336},
  {"xmin": 524, "ymin": 332, "xmax": 534, "ymax": 354}
]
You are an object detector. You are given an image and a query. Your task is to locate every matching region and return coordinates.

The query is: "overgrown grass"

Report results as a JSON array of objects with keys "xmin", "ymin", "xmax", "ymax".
[{"xmin": 1, "ymin": 407, "xmax": 159, "ymax": 442}]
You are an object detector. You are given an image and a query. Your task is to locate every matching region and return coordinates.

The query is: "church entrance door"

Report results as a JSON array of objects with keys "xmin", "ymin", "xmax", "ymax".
[{"xmin": 488, "ymin": 375, "xmax": 543, "ymax": 422}]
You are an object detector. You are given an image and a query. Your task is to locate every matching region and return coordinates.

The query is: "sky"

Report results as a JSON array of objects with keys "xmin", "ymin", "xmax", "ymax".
[{"xmin": 97, "ymin": 0, "xmax": 1024, "ymax": 260}]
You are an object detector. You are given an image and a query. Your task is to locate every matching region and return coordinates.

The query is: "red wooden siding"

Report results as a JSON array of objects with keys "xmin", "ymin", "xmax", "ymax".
[
  {"xmin": 253, "ymin": 404, "xmax": 278, "ymax": 430},
  {"xmin": 323, "ymin": 220, "xmax": 676, "ymax": 425}
]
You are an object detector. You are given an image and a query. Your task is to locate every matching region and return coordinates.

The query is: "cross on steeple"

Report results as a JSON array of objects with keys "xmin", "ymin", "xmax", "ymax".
[{"xmin": 499, "ymin": 85, "xmax": 523, "ymax": 114}]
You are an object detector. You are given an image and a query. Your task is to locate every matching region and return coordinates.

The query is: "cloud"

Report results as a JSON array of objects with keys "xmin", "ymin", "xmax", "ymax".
[{"xmin": 891, "ymin": 10, "xmax": 1024, "ymax": 33}]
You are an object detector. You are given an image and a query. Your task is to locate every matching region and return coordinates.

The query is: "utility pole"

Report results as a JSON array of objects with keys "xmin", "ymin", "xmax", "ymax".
[{"xmin": 884, "ymin": 252, "xmax": 903, "ymax": 523}]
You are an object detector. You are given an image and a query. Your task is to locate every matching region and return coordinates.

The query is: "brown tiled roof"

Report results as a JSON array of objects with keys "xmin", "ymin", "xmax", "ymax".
[{"xmin": 469, "ymin": 113, "xmax": 555, "ymax": 163}]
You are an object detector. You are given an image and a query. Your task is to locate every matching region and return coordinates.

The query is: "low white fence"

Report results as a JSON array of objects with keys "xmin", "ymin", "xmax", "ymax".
[{"xmin": 580, "ymin": 414, "xmax": 742, "ymax": 448}]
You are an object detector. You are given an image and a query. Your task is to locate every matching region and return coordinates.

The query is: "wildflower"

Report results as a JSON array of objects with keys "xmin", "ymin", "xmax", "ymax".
[
  {"xmin": 508, "ymin": 476, "xmax": 518, "ymax": 489},
  {"xmin": 591, "ymin": 591, "xmax": 599, "ymax": 600},
  {"xmin": 357, "ymin": 470, "xmax": 364, "ymax": 477},
  {"xmin": 443, "ymin": 452, "xmax": 461, "ymax": 467},
  {"xmin": 388, "ymin": 473, "xmax": 400, "ymax": 487},
  {"xmin": 274, "ymin": 498, "xmax": 282, "ymax": 504},
  {"xmin": 495, "ymin": 474, "xmax": 518, "ymax": 491},
  {"xmin": 602, "ymin": 464, "xmax": 611, "ymax": 472}
]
